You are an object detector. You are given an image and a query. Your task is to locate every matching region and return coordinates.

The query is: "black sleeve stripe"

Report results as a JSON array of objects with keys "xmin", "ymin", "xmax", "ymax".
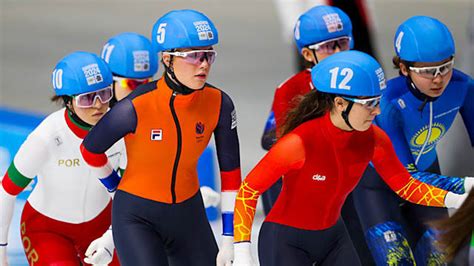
[{"xmin": 127, "ymin": 80, "xmax": 159, "ymax": 100}]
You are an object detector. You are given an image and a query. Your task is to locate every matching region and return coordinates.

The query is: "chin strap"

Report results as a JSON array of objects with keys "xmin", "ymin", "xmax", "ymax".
[
  {"xmin": 66, "ymin": 103, "xmax": 93, "ymax": 129},
  {"xmin": 405, "ymin": 76, "xmax": 439, "ymax": 112},
  {"xmin": 311, "ymin": 49, "xmax": 319, "ymax": 65},
  {"xmin": 163, "ymin": 55, "xmax": 202, "ymax": 95},
  {"xmin": 341, "ymin": 101, "xmax": 354, "ymax": 130}
]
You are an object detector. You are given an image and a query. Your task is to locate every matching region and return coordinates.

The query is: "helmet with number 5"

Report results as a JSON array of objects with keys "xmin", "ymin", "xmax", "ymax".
[
  {"xmin": 152, "ymin": 9, "xmax": 219, "ymax": 53},
  {"xmin": 311, "ymin": 50, "xmax": 386, "ymax": 97}
]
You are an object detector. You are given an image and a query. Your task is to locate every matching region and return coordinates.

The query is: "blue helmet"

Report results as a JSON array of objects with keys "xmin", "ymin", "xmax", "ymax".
[
  {"xmin": 52, "ymin": 51, "xmax": 113, "ymax": 96},
  {"xmin": 294, "ymin": 5, "xmax": 353, "ymax": 53},
  {"xmin": 394, "ymin": 16, "xmax": 455, "ymax": 62},
  {"xmin": 152, "ymin": 9, "xmax": 219, "ymax": 52},
  {"xmin": 312, "ymin": 50, "xmax": 386, "ymax": 97},
  {"xmin": 101, "ymin": 32, "xmax": 158, "ymax": 79}
]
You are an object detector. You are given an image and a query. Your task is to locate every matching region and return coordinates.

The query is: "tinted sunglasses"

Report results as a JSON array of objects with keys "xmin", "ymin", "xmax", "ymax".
[
  {"xmin": 113, "ymin": 76, "xmax": 152, "ymax": 90},
  {"xmin": 74, "ymin": 86, "xmax": 113, "ymax": 108},
  {"xmin": 164, "ymin": 50, "xmax": 217, "ymax": 65},
  {"xmin": 342, "ymin": 95, "xmax": 382, "ymax": 109},
  {"xmin": 409, "ymin": 59, "xmax": 454, "ymax": 79},
  {"xmin": 308, "ymin": 36, "xmax": 351, "ymax": 54}
]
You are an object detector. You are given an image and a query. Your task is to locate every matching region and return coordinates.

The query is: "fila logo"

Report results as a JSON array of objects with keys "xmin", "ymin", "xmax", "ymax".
[
  {"xmin": 151, "ymin": 129, "xmax": 163, "ymax": 141},
  {"xmin": 312, "ymin": 174, "xmax": 326, "ymax": 181}
]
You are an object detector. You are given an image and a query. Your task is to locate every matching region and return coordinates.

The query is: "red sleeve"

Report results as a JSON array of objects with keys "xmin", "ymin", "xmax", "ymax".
[
  {"xmin": 273, "ymin": 84, "xmax": 304, "ymax": 137},
  {"xmin": 371, "ymin": 126, "xmax": 447, "ymax": 207},
  {"xmin": 272, "ymin": 86, "xmax": 289, "ymax": 136},
  {"xmin": 234, "ymin": 133, "xmax": 305, "ymax": 242}
]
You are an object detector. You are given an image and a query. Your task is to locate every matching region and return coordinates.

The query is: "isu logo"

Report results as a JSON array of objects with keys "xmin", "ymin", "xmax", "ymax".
[
  {"xmin": 312, "ymin": 174, "xmax": 326, "ymax": 181},
  {"xmin": 151, "ymin": 129, "xmax": 163, "ymax": 141}
]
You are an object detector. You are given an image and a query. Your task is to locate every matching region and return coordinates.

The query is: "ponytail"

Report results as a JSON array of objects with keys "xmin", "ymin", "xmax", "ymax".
[
  {"xmin": 432, "ymin": 190, "xmax": 474, "ymax": 261},
  {"xmin": 280, "ymin": 90, "xmax": 334, "ymax": 137}
]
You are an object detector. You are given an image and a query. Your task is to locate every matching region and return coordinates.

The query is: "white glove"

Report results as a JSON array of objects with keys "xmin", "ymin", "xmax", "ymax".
[
  {"xmin": 216, "ymin": 235, "xmax": 234, "ymax": 266},
  {"xmin": 84, "ymin": 230, "xmax": 114, "ymax": 266},
  {"xmin": 233, "ymin": 242, "xmax": 257, "ymax": 266},
  {"xmin": 0, "ymin": 245, "xmax": 8, "ymax": 266},
  {"xmin": 200, "ymin": 186, "xmax": 220, "ymax": 208},
  {"xmin": 444, "ymin": 191, "xmax": 468, "ymax": 209},
  {"xmin": 463, "ymin": 177, "xmax": 474, "ymax": 193}
]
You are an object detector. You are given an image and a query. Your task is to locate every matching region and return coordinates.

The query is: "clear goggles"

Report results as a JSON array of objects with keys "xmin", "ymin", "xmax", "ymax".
[
  {"xmin": 113, "ymin": 76, "xmax": 152, "ymax": 90},
  {"xmin": 74, "ymin": 86, "xmax": 113, "ymax": 108},
  {"xmin": 409, "ymin": 58, "xmax": 454, "ymax": 79},
  {"xmin": 342, "ymin": 95, "xmax": 382, "ymax": 109},
  {"xmin": 308, "ymin": 36, "xmax": 351, "ymax": 54},
  {"xmin": 164, "ymin": 50, "xmax": 217, "ymax": 65}
]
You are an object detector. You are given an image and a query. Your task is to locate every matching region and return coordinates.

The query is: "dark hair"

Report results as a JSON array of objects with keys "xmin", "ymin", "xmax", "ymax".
[
  {"xmin": 432, "ymin": 190, "xmax": 474, "ymax": 261},
  {"xmin": 50, "ymin": 95, "xmax": 71, "ymax": 107},
  {"xmin": 392, "ymin": 55, "xmax": 412, "ymax": 76},
  {"xmin": 280, "ymin": 90, "xmax": 334, "ymax": 137}
]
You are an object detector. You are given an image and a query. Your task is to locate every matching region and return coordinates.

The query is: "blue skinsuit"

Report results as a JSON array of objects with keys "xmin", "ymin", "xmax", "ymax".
[{"xmin": 354, "ymin": 69, "xmax": 474, "ymax": 265}]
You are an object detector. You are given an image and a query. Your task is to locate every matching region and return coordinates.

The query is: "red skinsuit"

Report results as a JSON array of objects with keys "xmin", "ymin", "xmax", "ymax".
[{"xmin": 235, "ymin": 112, "xmax": 447, "ymax": 242}]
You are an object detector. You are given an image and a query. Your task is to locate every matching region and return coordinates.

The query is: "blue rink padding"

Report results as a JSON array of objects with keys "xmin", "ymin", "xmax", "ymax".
[
  {"xmin": 0, "ymin": 106, "xmax": 44, "ymax": 200},
  {"xmin": 1, "ymin": 105, "xmax": 219, "ymax": 264}
]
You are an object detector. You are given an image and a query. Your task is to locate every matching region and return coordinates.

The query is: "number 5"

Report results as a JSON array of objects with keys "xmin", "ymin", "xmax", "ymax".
[
  {"xmin": 329, "ymin": 67, "xmax": 353, "ymax": 90},
  {"xmin": 156, "ymin": 23, "xmax": 167, "ymax": 44}
]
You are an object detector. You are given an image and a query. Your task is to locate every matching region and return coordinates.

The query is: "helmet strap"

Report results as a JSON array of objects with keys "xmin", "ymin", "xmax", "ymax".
[
  {"xmin": 163, "ymin": 55, "xmax": 201, "ymax": 95},
  {"xmin": 341, "ymin": 101, "xmax": 354, "ymax": 130},
  {"xmin": 65, "ymin": 104, "xmax": 93, "ymax": 129},
  {"xmin": 311, "ymin": 49, "xmax": 320, "ymax": 64},
  {"xmin": 107, "ymin": 81, "xmax": 118, "ymax": 108},
  {"xmin": 405, "ymin": 75, "xmax": 438, "ymax": 112}
]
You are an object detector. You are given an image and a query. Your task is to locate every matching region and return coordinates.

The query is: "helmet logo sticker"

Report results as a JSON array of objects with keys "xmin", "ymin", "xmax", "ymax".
[
  {"xmin": 101, "ymin": 43, "xmax": 115, "ymax": 63},
  {"xmin": 82, "ymin": 63, "xmax": 103, "ymax": 86},
  {"xmin": 395, "ymin": 31, "xmax": 404, "ymax": 54},
  {"xmin": 322, "ymin": 13, "xmax": 343, "ymax": 33},
  {"xmin": 193, "ymin": 21, "xmax": 214, "ymax": 41},
  {"xmin": 329, "ymin": 67, "xmax": 353, "ymax": 90},
  {"xmin": 294, "ymin": 20, "xmax": 301, "ymax": 40},
  {"xmin": 52, "ymin": 69, "xmax": 63, "ymax": 89},
  {"xmin": 133, "ymin": 50, "xmax": 150, "ymax": 72},
  {"xmin": 375, "ymin": 67, "xmax": 386, "ymax": 89}
]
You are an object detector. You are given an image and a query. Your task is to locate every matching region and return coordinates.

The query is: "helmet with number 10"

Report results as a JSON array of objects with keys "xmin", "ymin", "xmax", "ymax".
[{"xmin": 52, "ymin": 51, "xmax": 113, "ymax": 96}]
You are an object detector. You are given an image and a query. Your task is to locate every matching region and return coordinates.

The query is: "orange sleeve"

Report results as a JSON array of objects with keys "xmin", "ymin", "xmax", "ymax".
[
  {"xmin": 371, "ymin": 127, "xmax": 447, "ymax": 207},
  {"xmin": 234, "ymin": 133, "xmax": 305, "ymax": 242}
]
